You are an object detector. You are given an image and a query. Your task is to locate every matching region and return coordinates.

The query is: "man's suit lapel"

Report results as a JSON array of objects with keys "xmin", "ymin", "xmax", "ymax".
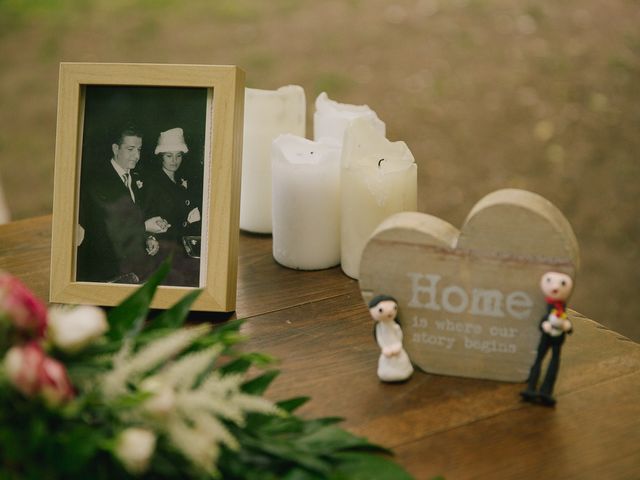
[
  {"xmin": 103, "ymin": 163, "xmax": 129, "ymax": 196},
  {"xmin": 108, "ymin": 164, "xmax": 138, "ymax": 204}
]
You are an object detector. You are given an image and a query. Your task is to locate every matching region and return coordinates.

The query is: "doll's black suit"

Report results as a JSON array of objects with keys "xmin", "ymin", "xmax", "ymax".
[
  {"xmin": 521, "ymin": 303, "xmax": 571, "ymax": 406},
  {"xmin": 77, "ymin": 161, "xmax": 151, "ymax": 283}
]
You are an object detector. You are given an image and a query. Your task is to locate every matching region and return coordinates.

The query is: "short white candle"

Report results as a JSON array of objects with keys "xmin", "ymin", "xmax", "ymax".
[
  {"xmin": 313, "ymin": 92, "xmax": 385, "ymax": 147},
  {"xmin": 240, "ymin": 86, "xmax": 306, "ymax": 233},
  {"xmin": 341, "ymin": 117, "xmax": 417, "ymax": 279},
  {"xmin": 272, "ymin": 134, "xmax": 341, "ymax": 270}
]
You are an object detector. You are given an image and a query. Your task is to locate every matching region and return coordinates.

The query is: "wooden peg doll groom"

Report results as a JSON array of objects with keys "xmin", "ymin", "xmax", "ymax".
[{"xmin": 521, "ymin": 271, "xmax": 574, "ymax": 406}]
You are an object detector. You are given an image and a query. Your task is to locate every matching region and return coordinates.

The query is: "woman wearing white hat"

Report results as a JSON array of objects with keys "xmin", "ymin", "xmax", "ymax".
[{"xmin": 142, "ymin": 127, "xmax": 201, "ymax": 286}]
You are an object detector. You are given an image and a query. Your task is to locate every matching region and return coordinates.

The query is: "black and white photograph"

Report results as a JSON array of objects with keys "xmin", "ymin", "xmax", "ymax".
[{"xmin": 75, "ymin": 85, "xmax": 211, "ymax": 287}]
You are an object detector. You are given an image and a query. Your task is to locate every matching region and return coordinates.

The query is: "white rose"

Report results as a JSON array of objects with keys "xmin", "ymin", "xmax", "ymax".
[
  {"xmin": 114, "ymin": 428, "xmax": 157, "ymax": 475},
  {"xmin": 4, "ymin": 346, "xmax": 31, "ymax": 392},
  {"xmin": 47, "ymin": 305, "xmax": 108, "ymax": 354}
]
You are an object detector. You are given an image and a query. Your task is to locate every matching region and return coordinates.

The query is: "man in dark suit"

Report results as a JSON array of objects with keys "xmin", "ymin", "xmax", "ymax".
[{"xmin": 77, "ymin": 125, "xmax": 167, "ymax": 283}]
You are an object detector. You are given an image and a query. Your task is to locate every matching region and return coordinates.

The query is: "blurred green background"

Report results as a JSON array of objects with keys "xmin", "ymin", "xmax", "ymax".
[{"xmin": 0, "ymin": 0, "xmax": 638, "ymax": 340}]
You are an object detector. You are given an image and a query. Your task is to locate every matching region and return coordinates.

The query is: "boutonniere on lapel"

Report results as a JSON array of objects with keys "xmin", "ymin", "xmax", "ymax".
[
  {"xmin": 136, "ymin": 180, "xmax": 143, "ymax": 189},
  {"xmin": 180, "ymin": 178, "xmax": 188, "ymax": 189}
]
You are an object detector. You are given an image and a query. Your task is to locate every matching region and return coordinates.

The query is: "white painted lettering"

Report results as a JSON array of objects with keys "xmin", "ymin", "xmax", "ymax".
[
  {"xmin": 407, "ymin": 273, "xmax": 442, "ymax": 310},
  {"xmin": 506, "ymin": 291, "xmax": 533, "ymax": 320},
  {"xmin": 489, "ymin": 326, "xmax": 518, "ymax": 338},
  {"xmin": 406, "ymin": 272, "xmax": 534, "ymax": 321},
  {"xmin": 469, "ymin": 289, "xmax": 505, "ymax": 317},
  {"xmin": 413, "ymin": 332, "xmax": 456, "ymax": 349},
  {"xmin": 464, "ymin": 336, "xmax": 517, "ymax": 354},
  {"xmin": 435, "ymin": 318, "xmax": 482, "ymax": 334},
  {"xmin": 411, "ymin": 316, "xmax": 428, "ymax": 328},
  {"xmin": 441, "ymin": 285, "xmax": 469, "ymax": 314}
]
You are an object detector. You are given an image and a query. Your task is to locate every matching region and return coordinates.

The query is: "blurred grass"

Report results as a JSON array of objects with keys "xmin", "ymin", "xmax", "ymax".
[
  {"xmin": 314, "ymin": 72, "xmax": 355, "ymax": 97},
  {"xmin": 243, "ymin": 51, "xmax": 277, "ymax": 81},
  {"xmin": 0, "ymin": 0, "xmax": 639, "ymax": 342}
]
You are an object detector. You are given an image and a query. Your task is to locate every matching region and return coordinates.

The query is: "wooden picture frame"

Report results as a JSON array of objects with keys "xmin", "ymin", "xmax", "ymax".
[{"xmin": 50, "ymin": 63, "xmax": 245, "ymax": 311}]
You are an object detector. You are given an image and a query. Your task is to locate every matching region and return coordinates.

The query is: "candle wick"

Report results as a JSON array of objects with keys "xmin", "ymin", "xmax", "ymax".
[{"xmin": 378, "ymin": 158, "xmax": 385, "ymax": 167}]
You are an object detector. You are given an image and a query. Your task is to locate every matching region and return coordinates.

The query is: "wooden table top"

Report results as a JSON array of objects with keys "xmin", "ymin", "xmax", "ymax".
[{"xmin": 1, "ymin": 215, "xmax": 639, "ymax": 479}]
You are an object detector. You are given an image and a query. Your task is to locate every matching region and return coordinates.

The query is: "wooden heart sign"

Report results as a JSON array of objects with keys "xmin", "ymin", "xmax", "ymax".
[{"xmin": 359, "ymin": 189, "xmax": 579, "ymax": 382}]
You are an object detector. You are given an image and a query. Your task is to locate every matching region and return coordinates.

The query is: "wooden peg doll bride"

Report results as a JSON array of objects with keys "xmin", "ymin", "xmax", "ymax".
[{"xmin": 369, "ymin": 295, "xmax": 413, "ymax": 382}]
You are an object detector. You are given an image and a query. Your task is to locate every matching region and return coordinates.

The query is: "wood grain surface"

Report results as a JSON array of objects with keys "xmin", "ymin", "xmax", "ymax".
[{"xmin": 1, "ymin": 215, "xmax": 638, "ymax": 479}]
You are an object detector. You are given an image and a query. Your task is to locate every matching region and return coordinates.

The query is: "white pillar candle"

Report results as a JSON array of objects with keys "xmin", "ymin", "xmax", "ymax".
[
  {"xmin": 240, "ymin": 86, "xmax": 306, "ymax": 233},
  {"xmin": 313, "ymin": 92, "xmax": 385, "ymax": 147},
  {"xmin": 272, "ymin": 134, "xmax": 341, "ymax": 270},
  {"xmin": 341, "ymin": 117, "xmax": 417, "ymax": 279}
]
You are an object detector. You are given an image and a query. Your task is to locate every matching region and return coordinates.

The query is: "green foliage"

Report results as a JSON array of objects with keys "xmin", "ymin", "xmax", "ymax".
[
  {"xmin": 0, "ymin": 265, "xmax": 413, "ymax": 479},
  {"xmin": 107, "ymin": 258, "xmax": 171, "ymax": 342},
  {"xmin": 218, "ymin": 410, "xmax": 410, "ymax": 480},
  {"xmin": 0, "ymin": 386, "xmax": 122, "ymax": 479},
  {"xmin": 330, "ymin": 452, "xmax": 414, "ymax": 480},
  {"xmin": 241, "ymin": 370, "xmax": 280, "ymax": 395},
  {"xmin": 149, "ymin": 288, "xmax": 201, "ymax": 330}
]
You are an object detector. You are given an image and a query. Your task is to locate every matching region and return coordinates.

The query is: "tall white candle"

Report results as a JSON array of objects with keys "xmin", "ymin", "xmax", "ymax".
[
  {"xmin": 272, "ymin": 134, "xmax": 341, "ymax": 270},
  {"xmin": 313, "ymin": 92, "xmax": 385, "ymax": 147},
  {"xmin": 341, "ymin": 117, "xmax": 417, "ymax": 279},
  {"xmin": 240, "ymin": 86, "xmax": 306, "ymax": 233}
]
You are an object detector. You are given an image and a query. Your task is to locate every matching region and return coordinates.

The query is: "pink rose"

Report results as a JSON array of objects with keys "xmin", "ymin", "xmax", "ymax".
[
  {"xmin": 3, "ymin": 342, "xmax": 74, "ymax": 405},
  {"xmin": 0, "ymin": 273, "xmax": 47, "ymax": 337},
  {"xmin": 4, "ymin": 342, "xmax": 44, "ymax": 396},
  {"xmin": 39, "ymin": 355, "xmax": 75, "ymax": 406}
]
